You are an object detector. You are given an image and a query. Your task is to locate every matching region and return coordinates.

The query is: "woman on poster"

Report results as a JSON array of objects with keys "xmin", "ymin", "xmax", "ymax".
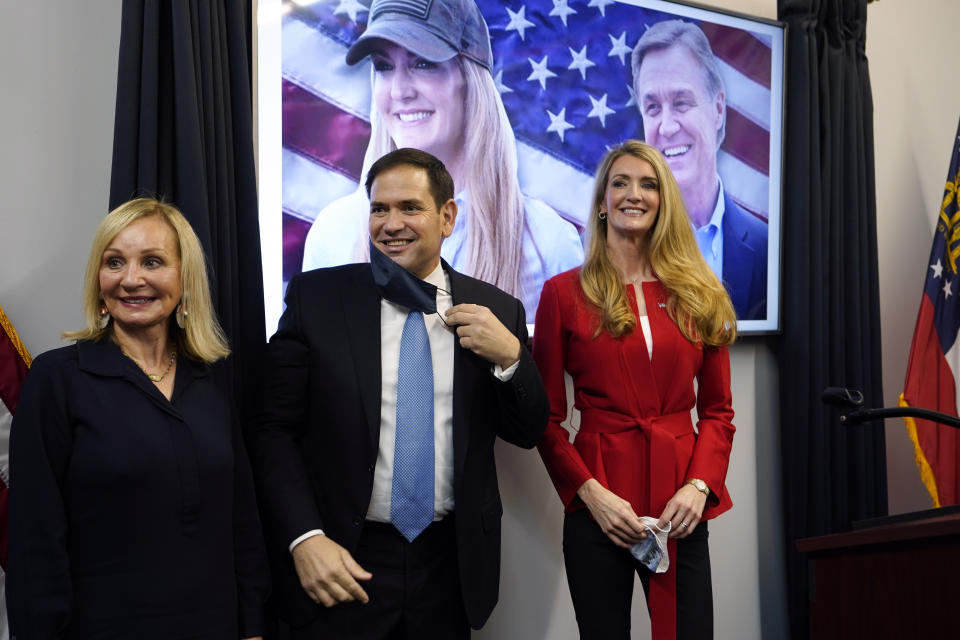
[{"xmin": 300, "ymin": 0, "xmax": 583, "ymax": 316}]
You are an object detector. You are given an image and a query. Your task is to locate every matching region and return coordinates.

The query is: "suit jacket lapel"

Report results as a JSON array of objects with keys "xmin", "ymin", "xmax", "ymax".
[
  {"xmin": 722, "ymin": 199, "xmax": 755, "ymax": 315},
  {"xmin": 341, "ymin": 266, "xmax": 383, "ymax": 451},
  {"xmin": 446, "ymin": 263, "xmax": 479, "ymax": 486}
]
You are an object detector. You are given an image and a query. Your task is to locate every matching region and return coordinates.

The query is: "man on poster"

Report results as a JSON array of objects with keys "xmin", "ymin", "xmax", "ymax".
[
  {"xmin": 253, "ymin": 148, "xmax": 548, "ymax": 639},
  {"xmin": 632, "ymin": 19, "xmax": 768, "ymax": 320}
]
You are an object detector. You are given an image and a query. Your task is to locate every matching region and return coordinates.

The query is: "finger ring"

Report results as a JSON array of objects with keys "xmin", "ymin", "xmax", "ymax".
[{"xmin": 680, "ymin": 522, "xmax": 688, "ymax": 528}]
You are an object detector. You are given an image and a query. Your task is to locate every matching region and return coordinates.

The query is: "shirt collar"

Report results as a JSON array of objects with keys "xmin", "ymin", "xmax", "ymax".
[
  {"xmin": 76, "ymin": 337, "xmax": 126, "ymax": 377},
  {"xmin": 689, "ymin": 176, "xmax": 725, "ymax": 270},
  {"xmin": 700, "ymin": 175, "xmax": 726, "ymax": 232},
  {"xmin": 423, "ymin": 260, "xmax": 451, "ymax": 293},
  {"xmin": 77, "ymin": 336, "xmax": 208, "ymax": 379}
]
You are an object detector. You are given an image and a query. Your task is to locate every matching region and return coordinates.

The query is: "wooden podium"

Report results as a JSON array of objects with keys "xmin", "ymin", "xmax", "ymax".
[{"xmin": 797, "ymin": 508, "xmax": 960, "ymax": 637}]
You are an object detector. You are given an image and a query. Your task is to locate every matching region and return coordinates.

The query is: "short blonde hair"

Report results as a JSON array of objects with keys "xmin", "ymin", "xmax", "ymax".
[
  {"xmin": 64, "ymin": 198, "xmax": 230, "ymax": 362},
  {"xmin": 580, "ymin": 140, "xmax": 736, "ymax": 346}
]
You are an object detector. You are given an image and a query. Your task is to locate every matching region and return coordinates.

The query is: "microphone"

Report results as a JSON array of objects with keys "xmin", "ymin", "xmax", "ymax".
[
  {"xmin": 822, "ymin": 386, "xmax": 960, "ymax": 429},
  {"xmin": 821, "ymin": 387, "xmax": 864, "ymax": 409}
]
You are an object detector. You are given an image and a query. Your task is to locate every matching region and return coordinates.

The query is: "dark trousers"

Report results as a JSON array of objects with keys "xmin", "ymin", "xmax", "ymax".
[
  {"xmin": 291, "ymin": 517, "xmax": 469, "ymax": 640},
  {"xmin": 562, "ymin": 509, "xmax": 714, "ymax": 640}
]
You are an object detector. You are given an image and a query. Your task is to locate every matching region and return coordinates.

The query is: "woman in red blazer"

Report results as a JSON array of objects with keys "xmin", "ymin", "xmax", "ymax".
[{"xmin": 534, "ymin": 140, "xmax": 738, "ymax": 640}]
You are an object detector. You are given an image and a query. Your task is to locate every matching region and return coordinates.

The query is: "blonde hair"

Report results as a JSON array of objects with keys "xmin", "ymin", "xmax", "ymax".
[
  {"xmin": 580, "ymin": 140, "xmax": 736, "ymax": 346},
  {"xmin": 357, "ymin": 56, "xmax": 524, "ymax": 300},
  {"xmin": 64, "ymin": 198, "xmax": 231, "ymax": 362}
]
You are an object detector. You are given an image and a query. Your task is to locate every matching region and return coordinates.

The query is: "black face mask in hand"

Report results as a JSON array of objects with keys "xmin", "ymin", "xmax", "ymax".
[{"xmin": 369, "ymin": 240, "xmax": 438, "ymax": 314}]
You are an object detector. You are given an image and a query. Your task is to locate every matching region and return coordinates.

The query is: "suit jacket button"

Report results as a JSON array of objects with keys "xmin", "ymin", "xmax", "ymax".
[
  {"xmin": 368, "ymin": 464, "xmax": 375, "ymax": 473},
  {"xmin": 353, "ymin": 518, "xmax": 362, "ymax": 526}
]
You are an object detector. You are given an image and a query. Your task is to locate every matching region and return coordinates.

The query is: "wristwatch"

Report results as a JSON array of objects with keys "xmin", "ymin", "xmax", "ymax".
[{"xmin": 686, "ymin": 478, "xmax": 710, "ymax": 497}]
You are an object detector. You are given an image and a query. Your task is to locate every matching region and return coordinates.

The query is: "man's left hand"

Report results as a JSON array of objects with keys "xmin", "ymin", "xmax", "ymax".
[{"xmin": 445, "ymin": 303, "xmax": 521, "ymax": 369}]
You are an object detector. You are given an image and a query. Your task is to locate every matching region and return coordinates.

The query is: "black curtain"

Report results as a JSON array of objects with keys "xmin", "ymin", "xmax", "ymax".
[
  {"xmin": 109, "ymin": 0, "xmax": 264, "ymax": 413},
  {"xmin": 777, "ymin": 1, "xmax": 887, "ymax": 638}
]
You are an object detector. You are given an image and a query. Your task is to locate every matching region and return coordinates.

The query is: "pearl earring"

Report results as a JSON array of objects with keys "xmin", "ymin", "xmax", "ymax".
[{"xmin": 176, "ymin": 303, "xmax": 188, "ymax": 329}]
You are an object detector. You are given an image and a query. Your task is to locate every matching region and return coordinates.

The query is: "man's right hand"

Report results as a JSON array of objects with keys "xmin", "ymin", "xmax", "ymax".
[{"xmin": 291, "ymin": 534, "xmax": 372, "ymax": 607}]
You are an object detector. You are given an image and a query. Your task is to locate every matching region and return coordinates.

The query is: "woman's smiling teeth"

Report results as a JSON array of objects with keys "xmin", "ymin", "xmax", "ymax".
[
  {"xmin": 620, "ymin": 207, "xmax": 646, "ymax": 216},
  {"xmin": 397, "ymin": 111, "xmax": 432, "ymax": 123},
  {"xmin": 121, "ymin": 297, "xmax": 154, "ymax": 304}
]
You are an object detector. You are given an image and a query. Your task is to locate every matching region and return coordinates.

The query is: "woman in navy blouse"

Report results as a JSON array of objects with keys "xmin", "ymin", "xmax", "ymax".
[{"xmin": 7, "ymin": 198, "xmax": 269, "ymax": 639}]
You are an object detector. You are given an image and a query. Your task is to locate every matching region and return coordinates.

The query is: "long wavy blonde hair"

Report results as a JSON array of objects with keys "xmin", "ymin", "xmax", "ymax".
[
  {"xmin": 580, "ymin": 140, "xmax": 736, "ymax": 346},
  {"xmin": 64, "ymin": 198, "xmax": 230, "ymax": 362},
  {"xmin": 357, "ymin": 56, "xmax": 524, "ymax": 300}
]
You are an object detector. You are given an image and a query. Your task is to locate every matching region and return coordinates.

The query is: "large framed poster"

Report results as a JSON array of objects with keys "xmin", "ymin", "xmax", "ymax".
[{"xmin": 257, "ymin": 0, "xmax": 785, "ymax": 335}]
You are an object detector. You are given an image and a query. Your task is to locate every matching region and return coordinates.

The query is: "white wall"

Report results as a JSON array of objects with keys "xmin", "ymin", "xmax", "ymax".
[
  {"xmin": 0, "ymin": 7, "xmax": 120, "ymax": 629},
  {"xmin": 0, "ymin": 1, "xmax": 123, "ymax": 356},
  {"xmin": 866, "ymin": 0, "xmax": 960, "ymax": 515}
]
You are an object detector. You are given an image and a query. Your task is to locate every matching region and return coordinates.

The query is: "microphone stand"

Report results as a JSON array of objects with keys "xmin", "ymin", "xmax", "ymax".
[
  {"xmin": 840, "ymin": 405, "xmax": 960, "ymax": 428},
  {"xmin": 822, "ymin": 386, "xmax": 960, "ymax": 429}
]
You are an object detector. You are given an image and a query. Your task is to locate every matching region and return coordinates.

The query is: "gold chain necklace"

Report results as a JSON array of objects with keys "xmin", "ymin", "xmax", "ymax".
[{"xmin": 124, "ymin": 348, "xmax": 177, "ymax": 382}]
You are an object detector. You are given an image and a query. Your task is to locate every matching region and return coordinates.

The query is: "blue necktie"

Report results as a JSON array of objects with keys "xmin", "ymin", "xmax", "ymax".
[{"xmin": 391, "ymin": 311, "xmax": 434, "ymax": 541}]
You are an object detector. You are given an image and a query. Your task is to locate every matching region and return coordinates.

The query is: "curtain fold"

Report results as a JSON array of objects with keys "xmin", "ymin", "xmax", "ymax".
[
  {"xmin": 777, "ymin": 1, "xmax": 886, "ymax": 637},
  {"xmin": 109, "ymin": 0, "xmax": 264, "ymax": 416}
]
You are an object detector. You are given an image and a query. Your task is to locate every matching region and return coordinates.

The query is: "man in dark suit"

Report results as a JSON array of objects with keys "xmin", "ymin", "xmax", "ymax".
[
  {"xmin": 632, "ymin": 19, "xmax": 769, "ymax": 320},
  {"xmin": 253, "ymin": 148, "xmax": 549, "ymax": 639}
]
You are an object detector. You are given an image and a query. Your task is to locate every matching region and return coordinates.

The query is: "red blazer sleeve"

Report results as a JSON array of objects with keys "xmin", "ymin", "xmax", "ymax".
[
  {"xmin": 687, "ymin": 344, "xmax": 735, "ymax": 514},
  {"xmin": 533, "ymin": 276, "xmax": 592, "ymax": 508}
]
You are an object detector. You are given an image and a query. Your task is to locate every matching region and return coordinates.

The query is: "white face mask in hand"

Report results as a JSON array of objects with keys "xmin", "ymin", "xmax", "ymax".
[{"xmin": 630, "ymin": 516, "xmax": 671, "ymax": 573}]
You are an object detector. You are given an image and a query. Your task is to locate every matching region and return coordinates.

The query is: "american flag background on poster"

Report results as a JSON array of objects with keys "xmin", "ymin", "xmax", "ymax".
[{"xmin": 257, "ymin": 0, "xmax": 784, "ymax": 334}]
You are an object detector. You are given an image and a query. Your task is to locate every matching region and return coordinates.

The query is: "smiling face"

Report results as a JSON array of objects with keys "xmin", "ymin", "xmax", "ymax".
[
  {"xmin": 602, "ymin": 154, "xmax": 661, "ymax": 242},
  {"xmin": 368, "ymin": 163, "xmax": 456, "ymax": 280},
  {"xmin": 99, "ymin": 215, "xmax": 182, "ymax": 335},
  {"xmin": 634, "ymin": 43, "xmax": 724, "ymax": 203},
  {"xmin": 371, "ymin": 41, "xmax": 466, "ymax": 161}
]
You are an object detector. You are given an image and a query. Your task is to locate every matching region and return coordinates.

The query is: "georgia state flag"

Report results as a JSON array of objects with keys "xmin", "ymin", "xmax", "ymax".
[{"xmin": 901, "ymin": 118, "xmax": 960, "ymax": 508}]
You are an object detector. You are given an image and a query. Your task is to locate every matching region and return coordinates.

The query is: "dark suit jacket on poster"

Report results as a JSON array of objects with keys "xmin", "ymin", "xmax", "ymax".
[
  {"xmin": 721, "ymin": 192, "xmax": 768, "ymax": 321},
  {"xmin": 253, "ymin": 261, "xmax": 549, "ymax": 630}
]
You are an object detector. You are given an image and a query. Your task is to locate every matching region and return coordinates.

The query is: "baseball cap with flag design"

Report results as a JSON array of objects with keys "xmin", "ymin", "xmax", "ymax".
[{"xmin": 345, "ymin": 0, "xmax": 493, "ymax": 71}]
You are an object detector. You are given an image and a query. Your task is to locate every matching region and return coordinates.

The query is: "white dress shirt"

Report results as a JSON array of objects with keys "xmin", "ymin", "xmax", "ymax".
[{"xmin": 290, "ymin": 261, "xmax": 519, "ymax": 551}]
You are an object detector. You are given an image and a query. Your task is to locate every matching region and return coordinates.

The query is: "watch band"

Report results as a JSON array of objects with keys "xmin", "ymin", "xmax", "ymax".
[{"xmin": 686, "ymin": 478, "xmax": 710, "ymax": 497}]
